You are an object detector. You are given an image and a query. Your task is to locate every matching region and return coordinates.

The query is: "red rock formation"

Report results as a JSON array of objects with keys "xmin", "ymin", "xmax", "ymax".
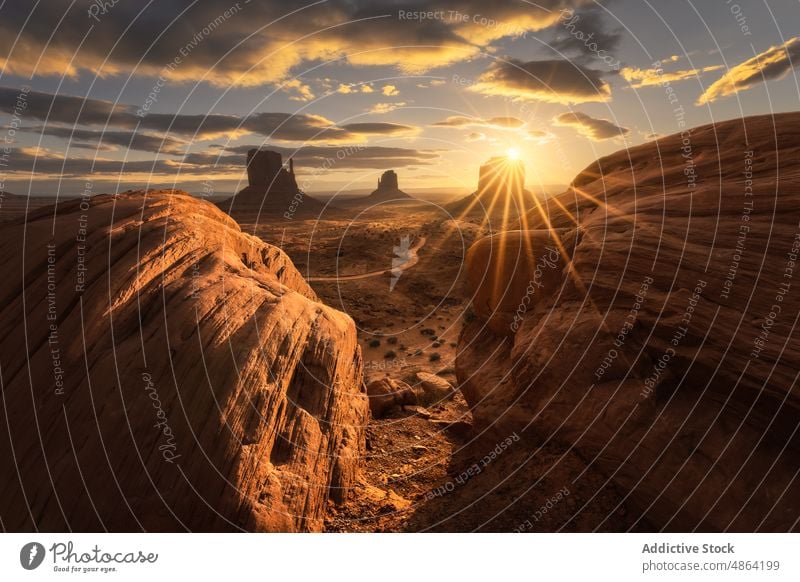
[
  {"xmin": 220, "ymin": 149, "xmax": 328, "ymax": 220},
  {"xmin": 459, "ymin": 113, "xmax": 800, "ymax": 531},
  {"xmin": 376, "ymin": 170, "xmax": 399, "ymax": 191},
  {"xmin": 357, "ymin": 169, "xmax": 414, "ymax": 204},
  {"xmin": 0, "ymin": 190, "xmax": 368, "ymax": 532}
]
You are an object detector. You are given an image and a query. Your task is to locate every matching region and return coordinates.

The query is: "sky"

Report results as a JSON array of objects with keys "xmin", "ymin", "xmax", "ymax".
[{"xmin": 0, "ymin": 0, "xmax": 799, "ymax": 198}]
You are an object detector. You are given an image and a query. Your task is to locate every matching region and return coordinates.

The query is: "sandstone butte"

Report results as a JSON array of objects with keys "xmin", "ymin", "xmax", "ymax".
[
  {"xmin": 460, "ymin": 112, "xmax": 800, "ymax": 531},
  {"xmin": 0, "ymin": 190, "xmax": 368, "ymax": 532}
]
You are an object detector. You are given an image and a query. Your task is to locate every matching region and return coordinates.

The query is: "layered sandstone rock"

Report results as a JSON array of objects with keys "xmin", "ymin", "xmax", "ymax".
[
  {"xmin": 459, "ymin": 113, "xmax": 800, "ymax": 531},
  {"xmin": 0, "ymin": 190, "xmax": 368, "ymax": 532}
]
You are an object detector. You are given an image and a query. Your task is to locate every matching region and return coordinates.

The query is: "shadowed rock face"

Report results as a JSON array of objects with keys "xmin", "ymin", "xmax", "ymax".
[
  {"xmin": 0, "ymin": 190, "xmax": 368, "ymax": 532},
  {"xmin": 246, "ymin": 149, "xmax": 298, "ymax": 193},
  {"xmin": 221, "ymin": 149, "xmax": 329, "ymax": 220},
  {"xmin": 459, "ymin": 113, "xmax": 800, "ymax": 531},
  {"xmin": 377, "ymin": 170, "xmax": 399, "ymax": 191},
  {"xmin": 363, "ymin": 169, "xmax": 413, "ymax": 202}
]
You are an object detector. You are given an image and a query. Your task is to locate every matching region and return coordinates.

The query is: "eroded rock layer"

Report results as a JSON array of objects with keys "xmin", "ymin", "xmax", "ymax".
[
  {"xmin": 0, "ymin": 190, "xmax": 368, "ymax": 532},
  {"xmin": 459, "ymin": 113, "xmax": 800, "ymax": 531}
]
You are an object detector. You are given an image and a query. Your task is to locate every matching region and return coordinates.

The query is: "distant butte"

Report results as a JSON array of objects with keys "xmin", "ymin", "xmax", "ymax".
[
  {"xmin": 342, "ymin": 170, "xmax": 417, "ymax": 207},
  {"xmin": 445, "ymin": 155, "xmax": 537, "ymax": 221},
  {"xmin": 218, "ymin": 148, "xmax": 329, "ymax": 220}
]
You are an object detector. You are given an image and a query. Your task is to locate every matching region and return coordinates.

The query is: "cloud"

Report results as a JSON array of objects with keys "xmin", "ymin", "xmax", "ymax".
[
  {"xmin": 368, "ymin": 102, "xmax": 407, "ymax": 114},
  {"xmin": 0, "ymin": 86, "xmax": 418, "ymax": 143},
  {"xmin": 190, "ymin": 144, "xmax": 441, "ymax": 170},
  {"xmin": 621, "ymin": 64, "xmax": 723, "ymax": 88},
  {"xmin": 553, "ymin": 111, "xmax": 629, "ymax": 140},
  {"xmin": 340, "ymin": 122, "xmax": 417, "ymax": 136},
  {"xmin": 282, "ymin": 79, "xmax": 315, "ymax": 101},
  {"xmin": 525, "ymin": 129, "xmax": 554, "ymax": 143},
  {"xmin": 24, "ymin": 126, "xmax": 188, "ymax": 154},
  {"xmin": 465, "ymin": 132, "xmax": 485, "ymax": 142},
  {"xmin": 337, "ymin": 83, "xmax": 374, "ymax": 94},
  {"xmin": 549, "ymin": 6, "xmax": 623, "ymax": 65},
  {"xmin": 469, "ymin": 58, "xmax": 612, "ymax": 103},
  {"xmin": 381, "ymin": 85, "xmax": 400, "ymax": 96},
  {"xmin": 432, "ymin": 115, "xmax": 526, "ymax": 128},
  {"xmin": 697, "ymin": 37, "xmax": 800, "ymax": 104},
  {"xmin": 0, "ymin": 1, "xmax": 591, "ymax": 88}
]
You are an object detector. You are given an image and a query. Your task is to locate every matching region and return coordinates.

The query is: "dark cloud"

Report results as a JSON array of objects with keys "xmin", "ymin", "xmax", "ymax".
[
  {"xmin": 470, "ymin": 58, "xmax": 611, "ymax": 103},
  {"xmin": 25, "ymin": 126, "xmax": 188, "ymax": 154},
  {"xmin": 0, "ymin": 1, "xmax": 591, "ymax": 87},
  {"xmin": 548, "ymin": 6, "xmax": 623, "ymax": 65},
  {"xmin": 0, "ymin": 86, "xmax": 416, "ymax": 142},
  {"xmin": 553, "ymin": 111, "xmax": 629, "ymax": 140}
]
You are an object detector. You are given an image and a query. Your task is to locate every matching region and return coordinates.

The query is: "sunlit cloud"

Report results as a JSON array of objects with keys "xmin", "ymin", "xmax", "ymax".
[
  {"xmin": 553, "ymin": 111, "xmax": 629, "ymax": 140},
  {"xmin": 621, "ymin": 64, "xmax": 723, "ymax": 88},
  {"xmin": 282, "ymin": 79, "xmax": 315, "ymax": 101},
  {"xmin": 698, "ymin": 37, "xmax": 800, "ymax": 104},
  {"xmin": 469, "ymin": 58, "xmax": 612, "ymax": 104},
  {"xmin": 368, "ymin": 102, "xmax": 407, "ymax": 114},
  {"xmin": 432, "ymin": 115, "xmax": 526, "ymax": 129},
  {"xmin": 525, "ymin": 129, "xmax": 555, "ymax": 143},
  {"xmin": 381, "ymin": 85, "xmax": 400, "ymax": 96}
]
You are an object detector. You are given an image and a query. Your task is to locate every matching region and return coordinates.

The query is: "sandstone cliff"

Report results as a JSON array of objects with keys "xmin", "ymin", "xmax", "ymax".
[
  {"xmin": 0, "ymin": 190, "xmax": 368, "ymax": 532},
  {"xmin": 458, "ymin": 112, "xmax": 800, "ymax": 531}
]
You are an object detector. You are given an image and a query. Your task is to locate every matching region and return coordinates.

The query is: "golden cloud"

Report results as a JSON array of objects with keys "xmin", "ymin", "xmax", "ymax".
[
  {"xmin": 621, "ymin": 64, "xmax": 723, "ymax": 89},
  {"xmin": 698, "ymin": 37, "xmax": 800, "ymax": 104}
]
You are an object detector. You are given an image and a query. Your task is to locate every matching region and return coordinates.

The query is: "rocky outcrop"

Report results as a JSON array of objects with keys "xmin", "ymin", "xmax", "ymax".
[
  {"xmin": 0, "ymin": 189, "xmax": 368, "ymax": 532},
  {"xmin": 220, "ymin": 149, "xmax": 328, "ymax": 220},
  {"xmin": 366, "ymin": 378, "xmax": 417, "ymax": 418},
  {"xmin": 413, "ymin": 372, "xmax": 455, "ymax": 405},
  {"xmin": 458, "ymin": 113, "xmax": 800, "ymax": 531}
]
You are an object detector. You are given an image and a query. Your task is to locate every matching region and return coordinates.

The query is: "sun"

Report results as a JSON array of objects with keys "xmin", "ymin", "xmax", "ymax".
[{"xmin": 506, "ymin": 147, "xmax": 520, "ymax": 160}]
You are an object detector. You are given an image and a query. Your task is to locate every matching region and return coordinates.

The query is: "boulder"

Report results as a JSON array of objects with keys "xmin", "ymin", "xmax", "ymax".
[
  {"xmin": 0, "ymin": 190, "xmax": 368, "ymax": 532},
  {"xmin": 366, "ymin": 378, "xmax": 417, "ymax": 418},
  {"xmin": 459, "ymin": 113, "xmax": 800, "ymax": 531},
  {"xmin": 413, "ymin": 372, "xmax": 455, "ymax": 405}
]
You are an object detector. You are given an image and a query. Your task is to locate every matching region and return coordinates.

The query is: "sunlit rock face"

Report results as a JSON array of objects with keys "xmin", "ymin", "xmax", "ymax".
[
  {"xmin": 0, "ymin": 190, "xmax": 368, "ymax": 532},
  {"xmin": 459, "ymin": 113, "xmax": 800, "ymax": 531}
]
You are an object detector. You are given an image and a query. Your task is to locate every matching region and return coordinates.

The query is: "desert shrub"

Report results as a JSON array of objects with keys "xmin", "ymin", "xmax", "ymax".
[
  {"xmin": 429, "ymin": 353, "xmax": 441, "ymax": 362},
  {"xmin": 384, "ymin": 350, "xmax": 397, "ymax": 359},
  {"xmin": 368, "ymin": 339, "xmax": 381, "ymax": 348},
  {"xmin": 463, "ymin": 305, "xmax": 477, "ymax": 323}
]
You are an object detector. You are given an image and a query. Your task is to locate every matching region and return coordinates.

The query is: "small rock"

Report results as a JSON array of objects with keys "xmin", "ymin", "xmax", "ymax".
[{"xmin": 414, "ymin": 371, "xmax": 455, "ymax": 405}]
